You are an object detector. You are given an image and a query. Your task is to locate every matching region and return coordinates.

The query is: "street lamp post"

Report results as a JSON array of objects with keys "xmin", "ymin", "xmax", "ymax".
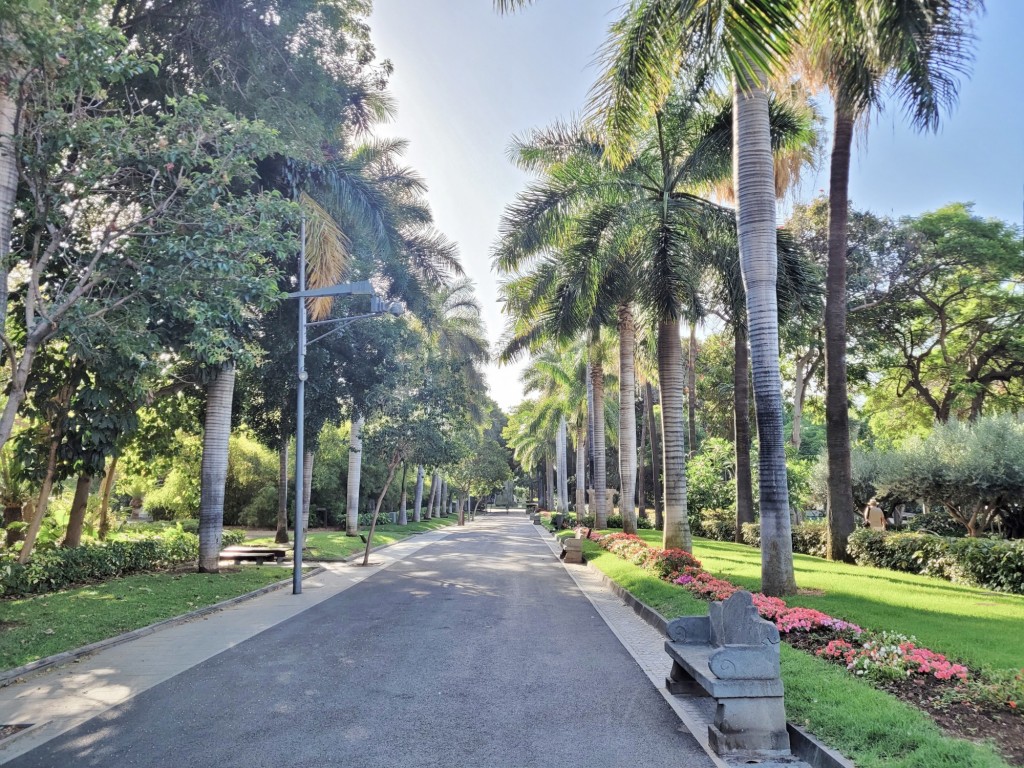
[{"xmin": 286, "ymin": 222, "xmax": 402, "ymax": 594}]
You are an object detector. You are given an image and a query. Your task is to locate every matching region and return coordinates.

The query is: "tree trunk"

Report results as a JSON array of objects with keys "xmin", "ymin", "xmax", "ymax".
[
  {"xmin": 824, "ymin": 105, "xmax": 857, "ymax": 564},
  {"xmin": 617, "ymin": 305, "xmax": 638, "ymax": 533},
  {"xmin": 345, "ymin": 415, "xmax": 364, "ymax": 535},
  {"xmin": 0, "ymin": 88, "xmax": 19, "ymax": 353},
  {"xmin": 590, "ymin": 349, "xmax": 608, "ymax": 528},
  {"xmin": 276, "ymin": 440, "xmax": 289, "ymax": 543},
  {"xmin": 198, "ymin": 363, "xmax": 235, "ymax": 572},
  {"xmin": 398, "ymin": 461, "xmax": 408, "ymax": 525},
  {"xmin": 63, "ymin": 473, "xmax": 92, "ymax": 548},
  {"xmin": 0, "ymin": 339, "xmax": 40, "ymax": 453},
  {"xmin": 645, "ymin": 382, "xmax": 664, "ymax": 530},
  {"xmin": 734, "ymin": 69, "xmax": 796, "ymax": 596},
  {"xmin": 18, "ymin": 436, "xmax": 60, "ymax": 564},
  {"xmin": 790, "ymin": 348, "xmax": 819, "ymax": 451},
  {"xmin": 556, "ymin": 416, "xmax": 569, "ymax": 514},
  {"xmin": 98, "ymin": 455, "xmax": 118, "ymax": 541},
  {"xmin": 575, "ymin": 428, "xmax": 587, "ymax": 517},
  {"xmin": 586, "ymin": 362, "xmax": 595, "ymax": 487},
  {"xmin": 440, "ymin": 479, "xmax": 448, "ymax": 517},
  {"xmin": 361, "ymin": 453, "xmax": 400, "ymax": 566},
  {"xmin": 301, "ymin": 449, "xmax": 313, "ymax": 533},
  {"xmin": 687, "ymin": 322, "xmax": 698, "ymax": 456},
  {"xmin": 458, "ymin": 492, "xmax": 466, "ymax": 526},
  {"xmin": 657, "ymin": 319, "xmax": 692, "ymax": 551},
  {"xmin": 637, "ymin": 409, "xmax": 648, "ymax": 521},
  {"xmin": 413, "ymin": 464, "xmax": 424, "ymax": 523},
  {"xmin": 545, "ymin": 454, "xmax": 555, "ymax": 513},
  {"xmin": 734, "ymin": 325, "xmax": 755, "ymax": 542}
]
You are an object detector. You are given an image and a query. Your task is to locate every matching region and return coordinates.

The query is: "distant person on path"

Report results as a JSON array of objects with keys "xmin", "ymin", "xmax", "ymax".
[{"xmin": 863, "ymin": 498, "xmax": 886, "ymax": 531}]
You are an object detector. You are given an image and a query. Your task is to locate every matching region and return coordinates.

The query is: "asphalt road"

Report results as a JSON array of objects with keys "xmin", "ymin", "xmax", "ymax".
[{"xmin": 9, "ymin": 515, "xmax": 712, "ymax": 768}]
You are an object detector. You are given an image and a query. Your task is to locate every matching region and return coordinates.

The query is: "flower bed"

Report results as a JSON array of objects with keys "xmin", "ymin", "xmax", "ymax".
[{"xmin": 584, "ymin": 529, "xmax": 1021, "ymax": 705}]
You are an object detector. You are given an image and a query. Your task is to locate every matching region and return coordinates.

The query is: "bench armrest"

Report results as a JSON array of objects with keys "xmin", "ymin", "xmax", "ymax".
[
  {"xmin": 666, "ymin": 615, "xmax": 710, "ymax": 644},
  {"xmin": 709, "ymin": 645, "xmax": 781, "ymax": 680}
]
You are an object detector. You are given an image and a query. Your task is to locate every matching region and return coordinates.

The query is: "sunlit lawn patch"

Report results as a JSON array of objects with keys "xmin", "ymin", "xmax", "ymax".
[
  {"xmin": 0, "ymin": 568, "xmax": 292, "ymax": 671},
  {"xmin": 247, "ymin": 517, "xmax": 457, "ymax": 561}
]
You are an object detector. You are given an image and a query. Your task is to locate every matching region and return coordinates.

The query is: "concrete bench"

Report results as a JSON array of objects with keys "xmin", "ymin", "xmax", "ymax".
[
  {"xmin": 219, "ymin": 546, "xmax": 287, "ymax": 565},
  {"xmin": 664, "ymin": 590, "xmax": 789, "ymax": 757},
  {"xmin": 559, "ymin": 534, "xmax": 584, "ymax": 564}
]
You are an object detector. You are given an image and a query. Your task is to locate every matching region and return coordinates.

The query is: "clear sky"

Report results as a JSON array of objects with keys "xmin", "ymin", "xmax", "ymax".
[{"xmin": 368, "ymin": 1, "xmax": 1024, "ymax": 412}]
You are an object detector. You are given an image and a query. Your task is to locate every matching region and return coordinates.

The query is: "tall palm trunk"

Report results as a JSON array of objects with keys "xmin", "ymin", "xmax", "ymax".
[
  {"xmin": 644, "ymin": 382, "xmax": 664, "ymax": 530},
  {"xmin": 98, "ymin": 455, "xmax": 118, "ymax": 540},
  {"xmin": 556, "ymin": 416, "xmax": 569, "ymax": 514},
  {"xmin": 734, "ymin": 324, "xmax": 755, "ymax": 542},
  {"xmin": 657, "ymin": 319, "xmax": 692, "ymax": 551},
  {"xmin": 637, "ymin": 408, "xmax": 648, "ymax": 521},
  {"xmin": 586, "ymin": 362, "xmax": 595, "ymax": 487},
  {"xmin": 301, "ymin": 449, "xmax": 313, "ymax": 532},
  {"xmin": 398, "ymin": 462, "xmax": 408, "ymax": 525},
  {"xmin": 734, "ymin": 70, "xmax": 796, "ymax": 596},
  {"xmin": 618, "ymin": 304, "xmax": 638, "ymax": 533},
  {"xmin": 346, "ymin": 415, "xmax": 364, "ymax": 535},
  {"xmin": 276, "ymin": 440, "xmax": 289, "ymax": 543},
  {"xmin": 590, "ymin": 351, "xmax": 608, "ymax": 528},
  {"xmin": 824, "ymin": 106, "xmax": 857, "ymax": 562},
  {"xmin": 63, "ymin": 473, "xmax": 92, "ymax": 548},
  {"xmin": 687, "ymin": 323, "xmax": 698, "ymax": 456},
  {"xmin": 575, "ymin": 428, "xmax": 587, "ymax": 518},
  {"xmin": 441, "ymin": 479, "xmax": 449, "ymax": 516},
  {"xmin": 198, "ymin": 363, "xmax": 235, "ymax": 572},
  {"xmin": 0, "ymin": 88, "xmax": 19, "ymax": 347},
  {"xmin": 413, "ymin": 465, "xmax": 425, "ymax": 523},
  {"xmin": 545, "ymin": 454, "xmax": 555, "ymax": 512}
]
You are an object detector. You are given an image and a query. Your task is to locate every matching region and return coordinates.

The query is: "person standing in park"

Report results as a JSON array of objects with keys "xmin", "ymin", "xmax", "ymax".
[{"xmin": 863, "ymin": 498, "xmax": 887, "ymax": 531}]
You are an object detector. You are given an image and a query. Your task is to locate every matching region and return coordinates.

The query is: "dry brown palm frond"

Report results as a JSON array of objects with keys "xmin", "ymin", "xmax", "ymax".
[{"xmin": 300, "ymin": 191, "xmax": 351, "ymax": 321}]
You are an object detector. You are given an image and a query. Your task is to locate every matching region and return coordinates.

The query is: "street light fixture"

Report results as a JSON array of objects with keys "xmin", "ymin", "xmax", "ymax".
[{"xmin": 284, "ymin": 219, "xmax": 404, "ymax": 595}]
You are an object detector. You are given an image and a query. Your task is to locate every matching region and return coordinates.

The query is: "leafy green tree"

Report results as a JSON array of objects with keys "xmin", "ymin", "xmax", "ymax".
[{"xmin": 875, "ymin": 414, "xmax": 1024, "ymax": 537}]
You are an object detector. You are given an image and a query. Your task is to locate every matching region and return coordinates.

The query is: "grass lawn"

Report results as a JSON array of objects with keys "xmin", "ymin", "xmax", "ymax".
[
  {"xmin": 0, "ymin": 567, "xmax": 292, "ymax": 672},
  {"xmin": 579, "ymin": 538, "xmax": 1011, "ymax": 768},
  {"xmin": 629, "ymin": 532, "xmax": 1024, "ymax": 672},
  {"xmin": 247, "ymin": 517, "xmax": 457, "ymax": 561}
]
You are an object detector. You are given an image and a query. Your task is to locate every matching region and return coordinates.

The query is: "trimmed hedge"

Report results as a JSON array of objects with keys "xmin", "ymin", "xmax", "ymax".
[
  {"xmin": 0, "ymin": 528, "xmax": 249, "ymax": 597},
  {"xmin": 848, "ymin": 529, "xmax": 1024, "ymax": 594},
  {"xmin": 577, "ymin": 514, "xmax": 654, "ymax": 530},
  {"xmin": 740, "ymin": 521, "xmax": 828, "ymax": 559}
]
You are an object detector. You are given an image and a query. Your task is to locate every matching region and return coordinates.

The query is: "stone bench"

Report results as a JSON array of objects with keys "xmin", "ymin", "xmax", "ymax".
[
  {"xmin": 559, "ymin": 534, "xmax": 584, "ymax": 564},
  {"xmin": 664, "ymin": 590, "xmax": 789, "ymax": 757},
  {"xmin": 219, "ymin": 546, "xmax": 287, "ymax": 565}
]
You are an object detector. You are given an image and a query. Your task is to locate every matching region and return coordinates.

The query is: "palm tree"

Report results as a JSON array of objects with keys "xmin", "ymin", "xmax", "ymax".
[
  {"xmin": 496, "ymin": 79, "xmax": 813, "ymax": 559},
  {"xmin": 801, "ymin": 0, "xmax": 979, "ymax": 561},
  {"xmin": 592, "ymin": 0, "xmax": 802, "ymax": 594},
  {"xmin": 198, "ymin": 364, "xmax": 234, "ymax": 571}
]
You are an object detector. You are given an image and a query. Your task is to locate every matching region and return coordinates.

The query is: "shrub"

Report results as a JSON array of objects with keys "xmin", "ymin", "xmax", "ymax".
[
  {"xmin": 686, "ymin": 439, "xmax": 736, "ymax": 521},
  {"xmin": 739, "ymin": 521, "xmax": 827, "ymax": 558},
  {"xmin": 848, "ymin": 528, "xmax": 1024, "ymax": 594},
  {"xmin": 0, "ymin": 526, "xmax": 250, "ymax": 597},
  {"xmin": 906, "ymin": 507, "xmax": 965, "ymax": 537},
  {"xmin": 741, "ymin": 522, "xmax": 760, "ymax": 547},
  {"xmin": 222, "ymin": 529, "xmax": 247, "ymax": 547},
  {"xmin": 792, "ymin": 521, "xmax": 828, "ymax": 559},
  {"xmin": 699, "ymin": 508, "xmax": 736, "ymax": 542}
]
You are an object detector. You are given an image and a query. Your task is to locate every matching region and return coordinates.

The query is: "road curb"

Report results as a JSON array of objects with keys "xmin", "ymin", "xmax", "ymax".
[{"xmin": 0, "ymin": 566, "xmax": 326, "ymax": 689}]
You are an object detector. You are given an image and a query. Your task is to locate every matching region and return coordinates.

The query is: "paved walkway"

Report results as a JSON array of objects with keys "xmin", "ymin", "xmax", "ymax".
[{"xmin": 0, "ymin": 514, "xmax": 717, "ymax": 767}]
